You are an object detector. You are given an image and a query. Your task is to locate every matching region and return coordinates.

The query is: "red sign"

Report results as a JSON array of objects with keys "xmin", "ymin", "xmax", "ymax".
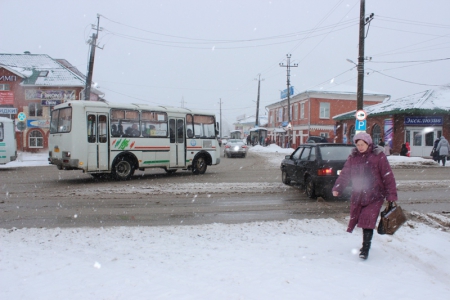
[{"xmin": 0, "ymin": 91, "xmax": 14, "ymax": 105}]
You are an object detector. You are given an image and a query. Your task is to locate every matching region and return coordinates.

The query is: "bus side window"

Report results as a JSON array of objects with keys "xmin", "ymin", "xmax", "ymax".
[{"xmin": 111, "ymin": 123, "xmax": 120, "ymax": 137}]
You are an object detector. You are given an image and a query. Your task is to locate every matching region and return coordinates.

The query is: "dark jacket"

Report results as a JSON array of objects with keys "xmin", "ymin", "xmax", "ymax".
[
  {"xmin": 400, "ymin": 144, "xmax": 408, "ymax": 156},
  {"xmin": 332, "ymin": 144, "xmax": 398, "ymax": 233}
]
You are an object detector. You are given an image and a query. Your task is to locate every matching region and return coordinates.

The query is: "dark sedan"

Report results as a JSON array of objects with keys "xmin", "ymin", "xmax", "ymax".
[{"xmin": 280, "ymin": 143, "xmax": 354, "ymax": 199}]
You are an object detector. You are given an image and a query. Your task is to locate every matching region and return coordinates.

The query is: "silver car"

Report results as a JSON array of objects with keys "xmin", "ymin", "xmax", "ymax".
[{"xmin": 224, "ymin": 139, "xmax": 248, "ymax": 158}]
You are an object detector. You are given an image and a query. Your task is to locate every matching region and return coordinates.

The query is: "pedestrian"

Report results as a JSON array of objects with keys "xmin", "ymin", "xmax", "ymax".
[
  {"xmin": 332, "ymin": 132, "xmax": 398, "ymax": 260},
  {"xmin": 246, "ymin": 135, "xmax": 251, "ymax": 146},
  {"xmin": 400, "ymin": 144, "xmax": 408, "ymax": 156},
  {"xmin": 383, "ymin": 141, "xmax": 391, "ymax": 156},
  {"xmin": 436, "ymin": 136, "xmax": 449, "ymax": 166},
  {"xmin": 405, "ymin": 141, "xmax": 411, "ymax": 157},
  {"xmin": 432, "ymin": 137, "xmax": 441, "ymax": 163},
  {"xmin": 378, "ymin": 139, "xmax": 385, "ymax": 147}
]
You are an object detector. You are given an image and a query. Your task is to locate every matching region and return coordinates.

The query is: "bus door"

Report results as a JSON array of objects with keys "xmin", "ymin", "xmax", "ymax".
[
  {"xmin": 87, "ymin": 113, "xmax": 109, "ymax": 171},
  {"xmin": 169, "ymin": 118, "xmax": 185, "ymax": 167}
]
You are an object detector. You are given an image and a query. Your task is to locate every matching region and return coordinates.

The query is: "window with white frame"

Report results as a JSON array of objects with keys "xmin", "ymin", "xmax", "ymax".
[
  {"xmin": 320, "ymin": 132, "xmax": 329, "ymax": 138},
  {"xmin": 29, "ymin": 130, "xmax": 44, "ymax": 148},
  {"xmin": 319, "ymin": 102, "xmax": 330, "ymax": 119},
  {"xmin": 300, "ymin": 103, "xmax": 305, "ymax": 119},
  {"xmin": 29, "ymin": 102, "xmax": 43, "ymax": 117},
  {"xmin": 0, "ymin": 84, "xmax": 10, "ymax": 90},
  {"xmin": 293, "ymin": 104, "xmax": 298, "ymax": 120}
]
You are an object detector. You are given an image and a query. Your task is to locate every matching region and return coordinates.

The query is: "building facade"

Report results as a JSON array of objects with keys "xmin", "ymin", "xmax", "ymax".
[
  {"xmin": 333, "ymin": 87, "xmax": 450, "ymax": 157},
  {"xmin": 265, "ymin": 86, "xmax": 389, "ymax": 148},
  {"xmin": 0, "ymin": 53, "xmax": 103, "ymax": 152}
]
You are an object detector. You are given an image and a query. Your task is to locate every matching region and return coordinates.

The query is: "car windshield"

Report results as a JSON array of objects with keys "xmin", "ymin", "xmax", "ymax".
[{"xmin": 319, "ymin": 146, "xmax": 353, "ymax": 161}]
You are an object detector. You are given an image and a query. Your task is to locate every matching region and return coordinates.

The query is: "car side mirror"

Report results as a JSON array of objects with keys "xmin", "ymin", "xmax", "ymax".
[{"xmin": 285, "ymin": 155, "xmax": 291, "ymax": 159}]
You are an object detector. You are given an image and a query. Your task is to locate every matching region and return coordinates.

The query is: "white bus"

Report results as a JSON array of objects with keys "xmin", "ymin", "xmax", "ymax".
[
  {"xmin": 48, "ymin": 101, "xmax": 221, "ymax": 180},
  {"xmin": 0, "ymin": 117, "xmax": 17, "ymax": 164}
]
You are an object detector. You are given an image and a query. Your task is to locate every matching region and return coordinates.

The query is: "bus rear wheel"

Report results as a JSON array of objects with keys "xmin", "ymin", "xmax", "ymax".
[
  {"xmin": 192, "ymin": 155, "xmax": 207, "ymax": 175},
  {"xmin": 112, "ymin": 157, "xmax": 135, "ymax": 180}
]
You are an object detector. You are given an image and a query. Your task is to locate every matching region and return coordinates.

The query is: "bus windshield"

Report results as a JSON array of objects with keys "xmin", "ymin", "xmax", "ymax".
[{"xmin": 50, "ymin": 107, "xmax": 72, "ymax": 133}]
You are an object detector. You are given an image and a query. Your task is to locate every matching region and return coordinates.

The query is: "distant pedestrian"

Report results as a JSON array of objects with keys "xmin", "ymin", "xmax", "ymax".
[
  {"xmin": 432, "ymin": 137, "xmax": 441, "ymax": 163},
  {"xmin": 400, "ymin": 144, "xmax": 408, "ymax": 156},
  {"xmin": 436, "ymin": 136, "xmax": 449, "ymax": 166},
  {"xmin": 378, "ymin": 139, "xmax": 385, "ymax": 147},
  {"xmin": 405, "ymin": 142, "xmax": 411, "ymax": 157},
  {"xmin": 246, "ymin": 135, "xmax": 251, "ymax": 146},
  {"xmin": 383, "ymin": 142, "xmax": 391, "ymax": 156},
  {"xmin": 332, "ymin": 132, "xmax": 398, "ymax": 260}
]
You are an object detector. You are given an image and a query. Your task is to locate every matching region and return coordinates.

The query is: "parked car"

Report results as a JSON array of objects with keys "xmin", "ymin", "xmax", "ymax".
[
  {"xmin": 280, "ymin": 143, "xmax": 354, "ymax": 199},
  {"xmin": 224, "ymin": 139, "xmax": 248, "ymax": 158},
  {"xmin": 306, "ymin": 136, "xmax": 329, "ymax": 143}
]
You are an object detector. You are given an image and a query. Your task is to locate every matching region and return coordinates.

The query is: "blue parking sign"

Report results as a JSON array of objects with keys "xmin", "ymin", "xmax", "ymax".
[{"xmin": 355, "ymin": 120, "xmax": 366, "ymax": 131}]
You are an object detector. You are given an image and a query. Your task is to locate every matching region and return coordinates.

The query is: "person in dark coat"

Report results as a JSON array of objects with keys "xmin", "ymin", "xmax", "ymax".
[
  {"xmin": 432, "ymin": 137, "xmax": 441, "ymax": 163},
  {"xmin": 332, "ymin": 132, "xmax": 398, "ymax": 260},
  {"xmin": 400, "ymin": 144, "xmax": 408, "ymax": 156}
]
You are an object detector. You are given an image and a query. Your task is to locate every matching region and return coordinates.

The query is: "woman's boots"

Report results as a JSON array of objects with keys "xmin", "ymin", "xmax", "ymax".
[{"xmin": 359, "ymin": 229, "xmax": 373, "ymax": 260}]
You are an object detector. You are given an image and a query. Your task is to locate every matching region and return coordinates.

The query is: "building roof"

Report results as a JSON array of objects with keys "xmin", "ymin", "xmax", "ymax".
[
  {"xmin": 0, "ymin": 53, "xmax": 86, "ymax": 87},
  {"xmin": 267, "ymin": 83, "xmax": 389, "ymax": 109},
  {"xmin": 333, "ymin": 86, "xmax": 450, "ymax": 120},
  {"xmin": 235, "ymin": 115, "xmax": 268, "ymax": 127}
]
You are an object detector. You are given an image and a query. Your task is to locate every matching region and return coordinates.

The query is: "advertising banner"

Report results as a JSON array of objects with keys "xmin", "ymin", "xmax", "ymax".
[
  {"xmin": 384, "ymin": 118, "xmax": 394, "ymax": 149},
  {"xmin": 0, "ymin": 91, "xmax": 14, "ymax": 104}
]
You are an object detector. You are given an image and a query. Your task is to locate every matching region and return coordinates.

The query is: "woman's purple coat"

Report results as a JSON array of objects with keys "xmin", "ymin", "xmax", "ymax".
[{"xmin": 332, "ymin": 144, "xmax": 398, "ymax": 233}]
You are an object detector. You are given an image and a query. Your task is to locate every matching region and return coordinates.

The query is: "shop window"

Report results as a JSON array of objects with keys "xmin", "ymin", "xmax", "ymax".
[
  {"xmin": 29, "ymin": 130, "xmax": 43, "ymax": 148},
  {"xmin": 372, "ymin": 124, "xmax": 381, "ymax": 145},
  {"xmin": 413, "ymin": 131, "xmax": 422, "ymax": 146},
  {"xmin": 29, "ymin": 102, "xmax": 43, "ymax": 117}
]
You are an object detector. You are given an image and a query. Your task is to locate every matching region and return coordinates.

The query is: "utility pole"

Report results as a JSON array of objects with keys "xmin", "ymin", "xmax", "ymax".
[
  {"xmin": 356, "ymin": 0, "xmax": 374, "ymax": 132},
  {"xmin": 279, "ymin": 54, "xmax": 297, "ymax": 147},
  {"xmin": 219, "ymin": 98, "xmax": 223, "ymax": 138},
  {"xmin": 181, "ymin": 96, "xmax": 186, "ymax": 108},
  {"xmin": 254, "ymin": 74, "xmax": 264, "ymax": 127},
  {"xmin": 85, "ymin": 14, "xmax": 103, "ymax": 100}
]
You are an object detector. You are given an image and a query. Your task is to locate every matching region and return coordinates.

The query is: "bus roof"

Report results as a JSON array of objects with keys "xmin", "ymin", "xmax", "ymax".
[{"xmin": 54, "ymin": 100, "xmax": 216, "ymax": 116}]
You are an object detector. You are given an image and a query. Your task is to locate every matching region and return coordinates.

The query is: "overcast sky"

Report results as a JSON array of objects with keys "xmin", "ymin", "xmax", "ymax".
[{"xmin": 1, "ymin": 0, "xmax": 449, "ymax": 130}]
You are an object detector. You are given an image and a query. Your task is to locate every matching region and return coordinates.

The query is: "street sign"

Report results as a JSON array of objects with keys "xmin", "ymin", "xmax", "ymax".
[
  {"xmin": 355, "ymin": 110, "xmax": 367, "ymax": 121},
  {"xmin": 18, "ymin": 112, "xmax": 26, "ymax": 121},
  {"xmin": 355, "ymin": 120, "xmax": 367, "ymax": 131},
  {"xmin": 17, "ymin": 121, "xmax": 26, "ymax": 131}
]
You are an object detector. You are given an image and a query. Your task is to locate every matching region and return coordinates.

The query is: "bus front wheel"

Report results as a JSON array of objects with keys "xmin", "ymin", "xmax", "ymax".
[
  {"xmin": 112, "ymin": 157, "xmax": 135, "ymax": 180},
  {"xmin": 192, "ymin": 155, "xmax": 207, "ymax": 175}
]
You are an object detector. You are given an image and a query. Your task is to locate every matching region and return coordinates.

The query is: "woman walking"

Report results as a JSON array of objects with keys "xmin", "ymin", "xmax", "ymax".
[
  {"xmin": 436, "ymin": 136, "xmax": 449, "ymax": 166},
  {"xmin": 332, "ymin": 132, "xmax": 398, "ymax": 260}
]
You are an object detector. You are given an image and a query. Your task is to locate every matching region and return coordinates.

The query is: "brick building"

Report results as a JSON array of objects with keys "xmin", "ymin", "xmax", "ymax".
[
  {"xmin": 0, "ymin": 53, "xmax": 103, "ymax": 152},
  {"xmin": 265, "ymin": 85, "xmax": 389, "ymax": 148},
  {"xmin": 333, "ymin": 86, "xmax": 450, "ymax": 157}
]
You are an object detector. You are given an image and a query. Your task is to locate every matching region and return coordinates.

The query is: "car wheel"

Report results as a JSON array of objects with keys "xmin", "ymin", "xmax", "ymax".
[
  {"xmin": 282, "ymin": 170, "xmax": 291, "ymax": 185},
  {"xmin": 192, "ymin": 155, "xmax": 207, "ymax": 175},
  {"xmin": 305, "ymin": 176, "xmax": 316, "ymax": 199},
  {"xmin": 112, "ymin": 157, "xmax": 135, "ymax": 180},
  {"xmin": 227, "ymin": 153, "xmax": 231, "ymax": 158}
]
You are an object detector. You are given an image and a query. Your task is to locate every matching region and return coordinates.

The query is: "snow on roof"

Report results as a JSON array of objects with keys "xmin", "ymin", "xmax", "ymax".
[
  {"xmin": 302, "ymin": 83, "xmax": 387, "ymax": 96},
  {"xmin": 235, "ymin": 115, "xmax": 268, "ymax": 126},
  {"xmin": 333, "ymin": 85, "xmax": 450, "ymax": 120},
  {"xmin": 0, "ymin": 53, "xmax": 85, "ymax": 87}
]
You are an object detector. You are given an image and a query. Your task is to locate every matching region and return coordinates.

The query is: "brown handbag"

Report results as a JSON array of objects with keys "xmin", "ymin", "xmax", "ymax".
[{"xmin": 377, "ymin": 202, "xmax": 407, "ymax": 235}]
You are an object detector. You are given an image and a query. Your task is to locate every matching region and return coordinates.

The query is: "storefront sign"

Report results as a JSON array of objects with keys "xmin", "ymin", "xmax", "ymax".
[
  {"xmin": 404, "ymin": 116, "xmax": 443, "ymax": 125},
  {"xmin": 0, "ymin": 91, "xmax": 14, "ymax": 105},
  {"xmin": 25, "ymin": 89, "xmax": 75, "ymax": 101},
  {"xmin": 0, "ymin": 107, "xmax": 17, "ymax": 114},
  {"xmin": 27, "ymin": 119, "xmax": 50, "ymax": 128},
  {"xmin": 0, "ymin": 75, "xmax": 18, "ymax": 81},
  {"xmin": 41, "ymin": 99, "xmax": 62, "ymax": 106}
]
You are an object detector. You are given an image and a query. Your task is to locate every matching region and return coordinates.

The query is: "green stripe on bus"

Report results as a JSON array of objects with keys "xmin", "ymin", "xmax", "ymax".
[
  {"xmin": 0, "ymin": 143, "xmax": 6, "ymax": 146},
  {"xmin": 143, "ymin": 160, "xmax": 170, "ymax": 164},
  {"xmin": 0, "ymin": 156, "xmax": 6, "ymax": 158}
]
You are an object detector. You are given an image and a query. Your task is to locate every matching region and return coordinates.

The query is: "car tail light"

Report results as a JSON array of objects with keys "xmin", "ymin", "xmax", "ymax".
[
  {"xmin": 242, "ymin": 146, "xmax": 247, "ymax": 148},
  {"xmin": 225, "ymin": 145, "xmax": 230, "ymax": 148},
  {"xmin": 318, "ymin": 168, "xmax": 333, "ymax": 176}
]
